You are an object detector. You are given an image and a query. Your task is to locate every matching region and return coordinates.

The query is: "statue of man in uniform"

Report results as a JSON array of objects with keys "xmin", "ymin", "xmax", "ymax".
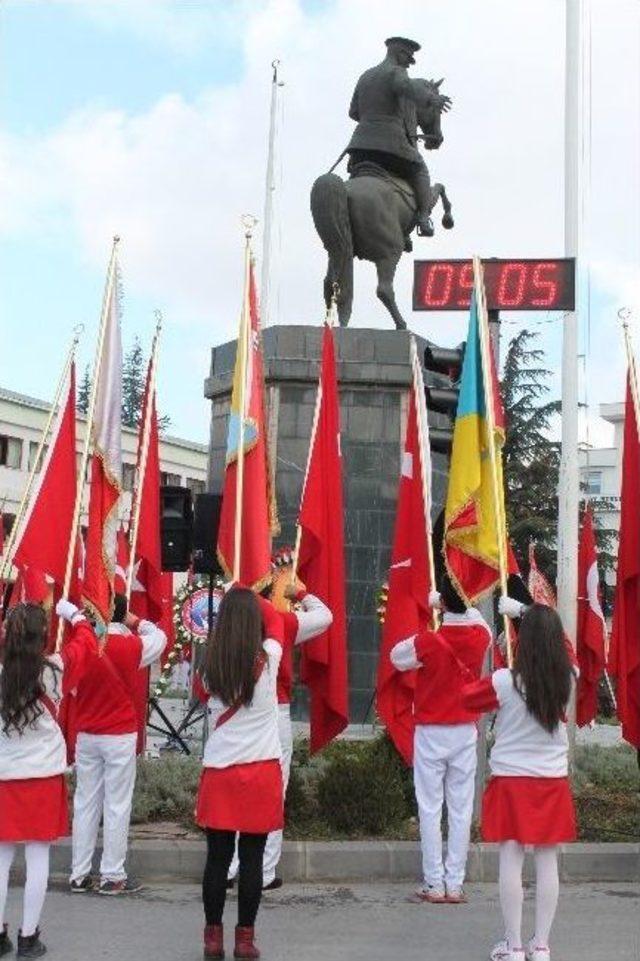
[{"xmin": 347, "ymin": 37, "xmax": 451, "ymax": 236}]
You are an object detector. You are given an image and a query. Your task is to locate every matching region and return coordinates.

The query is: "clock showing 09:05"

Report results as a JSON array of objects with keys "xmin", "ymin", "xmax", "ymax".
[{"xmin": 413, "ymin": 258, "xmax": 576, "ymax": 312}]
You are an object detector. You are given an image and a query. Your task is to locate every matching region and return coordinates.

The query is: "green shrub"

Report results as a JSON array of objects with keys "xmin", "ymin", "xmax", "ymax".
[
  {"xmin": 316, "ymin": 734, "xmax": 411, "ymax": 836},
  {"xmin": 132, "ymin": 755, "xmax": 201, "ymax": 827},
  {"xmin": 572, "ymin": 743, "xmax": 638, "ymax": 792}
]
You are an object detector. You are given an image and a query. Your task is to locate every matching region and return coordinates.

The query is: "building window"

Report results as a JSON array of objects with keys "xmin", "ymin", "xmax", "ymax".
[
  {"xmin": 160, "ymin": 471, "xmax": 181, "ymax": 487},
  {"xmin": 0, "ymin": 435, "xmax": 23, "ymax": 469},
  {"xmin": 28, "ymin": 442, "xmax": 48, "ymax": 473},
  {"xmin": 122, "ymin": 463, "xmax": 137, "ymax": 492},
  {"xmin": 584, "ymin": 471, "xmax": 602, "ymax": 496},
  {"xmin": 186, "ymin": 477, "xmax": 206, "ymax": 497}
]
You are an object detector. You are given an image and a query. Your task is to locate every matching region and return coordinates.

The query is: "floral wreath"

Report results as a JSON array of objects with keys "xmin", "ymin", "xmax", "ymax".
[{"xmin": 152, "ymin": 574, "xmax": 225, "ymax": 698}]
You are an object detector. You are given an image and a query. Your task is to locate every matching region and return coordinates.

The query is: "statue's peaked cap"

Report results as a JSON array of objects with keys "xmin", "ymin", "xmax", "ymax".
[{"xmin": 385, "ymin": 36, "xmax": 421, "ymax": 53}]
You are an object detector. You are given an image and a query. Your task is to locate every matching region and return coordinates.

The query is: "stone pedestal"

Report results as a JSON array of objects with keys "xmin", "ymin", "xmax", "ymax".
[{"xmin": 205, "ymin": 325, "xmax": 449, "ymax": 722}]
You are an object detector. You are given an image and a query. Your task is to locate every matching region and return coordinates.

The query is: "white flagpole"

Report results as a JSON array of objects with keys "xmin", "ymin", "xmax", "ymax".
[
  {"xmin": 126, "ymin": 311, "xmax": 163, "ymax": 601},
  {"xmin": 261, "ymin": 60, "xmax": 283, "ymax": 329},
  {"xmin": 56, "ymin": 236, "xmax": 120, "ymax": 650}
]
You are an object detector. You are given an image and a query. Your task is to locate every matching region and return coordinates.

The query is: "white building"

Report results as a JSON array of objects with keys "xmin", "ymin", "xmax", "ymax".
[
  {"xmin": 0, "ymin": 385, "xmax": 208, "ymax": 557},
  {"xmin": 579, "ymin": 401, "xmax": 624, "ymax": 587}
]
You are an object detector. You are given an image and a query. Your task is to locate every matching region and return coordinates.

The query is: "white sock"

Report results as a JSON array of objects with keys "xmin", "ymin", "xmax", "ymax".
[
  {"xmin": 22, "ymin": 843, "xmax": 50, "ymax": 937},
  {"xmin": 533, "ymin": 846, "xmax": 559, "ymax": 949},
  {"xmin": 498, "ymin": 840, "xmax": 525, "ymax": 950},
  {"xmin": 0, "ymin": 844, "xmax": 16, "ymax": 929}
]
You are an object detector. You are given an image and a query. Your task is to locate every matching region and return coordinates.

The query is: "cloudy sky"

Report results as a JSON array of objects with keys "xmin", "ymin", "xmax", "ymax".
[{"xmin": 1, "ymin": 0, "xmax": 639, "ymax": 444}]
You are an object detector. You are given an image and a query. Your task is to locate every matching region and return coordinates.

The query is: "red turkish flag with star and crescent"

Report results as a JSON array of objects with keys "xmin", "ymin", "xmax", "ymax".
[
  {"xmin": 298, "ymin": 324, "xmax": 349, "ymax": 753},
  {"xmin": 609, "ymin": 376, "xmax": 640, "ymax": 748},
  {"xmin": 376, "ymin": 366, "xmax": 432, "ymax": 765},
  {"xmin": 576, "ymin": 506, "xmax": 607, "ymax": 727}
]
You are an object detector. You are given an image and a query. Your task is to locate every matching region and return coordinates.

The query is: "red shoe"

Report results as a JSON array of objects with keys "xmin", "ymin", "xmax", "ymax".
[
  {"xmin": 234, "ymin": 926, "xmax": 259, "ymax": 959},
  {"xmin": 204, "ymin": 924, "xmax": 224, "ymax": 959}
]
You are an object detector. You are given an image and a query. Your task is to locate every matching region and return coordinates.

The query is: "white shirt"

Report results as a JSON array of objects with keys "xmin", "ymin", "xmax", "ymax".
[
  {"xmin": 202, "ymin": 638, "xmax": 282, "ymax": 769},
  {"xmin": 0, "ymin": 656, "xmax": 68, "ymax": 780},
  {"xmin": 489, "ymin": 668, "xmax": 571, "ymax": 778}
]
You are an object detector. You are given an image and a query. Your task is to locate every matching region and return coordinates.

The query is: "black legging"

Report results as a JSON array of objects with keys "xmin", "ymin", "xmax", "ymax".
[{"xmin": 203, "ymin": 829, "xmax": 267, "ymax": 927}]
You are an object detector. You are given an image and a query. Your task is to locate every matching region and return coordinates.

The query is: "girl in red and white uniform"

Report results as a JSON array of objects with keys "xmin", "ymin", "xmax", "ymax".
[
  {"xmin": 195, "ymin": 587, "xmax": 284, "ymax": 960},
  {"xmin": 390, "ymin": 576, "xmax": 492, "ymax": 904},
  {"xmin": 69, "ymin": 593, "xmax": 166, "ymax": 895},
  {"xmin": 228, "ymin": 565, "xmax": 332, "ymax": 891},
  {"xmin": 0, "ymin": 600, "xmax": 98, "ymax": 959},
  {"xmin": 462, "ymin": 599, "xmax": 578, "ymax": 961}
]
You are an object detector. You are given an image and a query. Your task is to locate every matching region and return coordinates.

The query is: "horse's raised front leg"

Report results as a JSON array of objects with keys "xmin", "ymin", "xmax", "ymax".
[
  {"xmin": 375, "ymin": 255, "xmax": 406, "ymax": 331},
  {"xmin": 430, "ymin": 183, "xmax": 454, "ymax": 230}
]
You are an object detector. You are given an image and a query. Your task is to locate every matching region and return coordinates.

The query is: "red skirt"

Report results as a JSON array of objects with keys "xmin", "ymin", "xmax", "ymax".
[
  {"xmin": 196, "ymin": 760, "xmax": 283, "ymax": 834},
  {"xmin": 0, "ymin": 775, "xmax": 69, "ymax": 842},
  {"xmin": 482, "ymin": 776, "xmax": 576, "ymax": 844}
]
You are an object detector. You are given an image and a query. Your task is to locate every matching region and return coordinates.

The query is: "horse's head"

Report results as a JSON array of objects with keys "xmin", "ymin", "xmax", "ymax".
[{"xmin": 415, "ymin": 78, "xmax": 450, "ymax": 150}]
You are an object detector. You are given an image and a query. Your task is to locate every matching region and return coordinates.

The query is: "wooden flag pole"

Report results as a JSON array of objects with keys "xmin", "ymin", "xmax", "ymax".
[
  {"xmin": 232, "ymin": 218, "xmax": 255, "ymax": 582},
  {"xmin": 410, "ymin": 337, "xmax": 439, "ymax": 630},
  {"xmin": 56, "ymin": 236, "xmax": 120, "ymax": 650},
  {"xmin": 126, "ymin": 311, "xmax": 163, "ymax": 601},
  {"xmin": 0, "ymin": 326, "xmax": 82, "ymax": 584},
  {"xmin": 473, "ymin": 256, "xmax": 511, "ymax": 664},
  {"xmin": 291, "ymin": 290, "xmax": 337, "ymax": 584}
]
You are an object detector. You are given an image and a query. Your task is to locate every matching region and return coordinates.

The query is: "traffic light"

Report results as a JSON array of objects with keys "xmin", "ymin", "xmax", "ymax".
[{"xmin": 423, "ymin": 343, "xmax": 465, "ymax": 455}]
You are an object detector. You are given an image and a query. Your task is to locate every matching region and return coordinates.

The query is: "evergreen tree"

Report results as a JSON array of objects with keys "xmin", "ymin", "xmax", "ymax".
[
  {"xmin": 502, "ymin": 329, "xmax": 616, "ymax": 587},
  {"xmin": 77, "ymin": 364, "xmax": 92, "ymax": 415},
  {"xmin": 121, "ymin": 336, "xmax": 146, "ymax": 429}
]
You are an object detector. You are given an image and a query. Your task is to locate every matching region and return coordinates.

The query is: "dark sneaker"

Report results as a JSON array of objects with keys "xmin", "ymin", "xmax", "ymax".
[
  {"xmin": 17, "ymin": 929, "xmax": 46, "ymax": 958},
  {"xmin": 98, "ymin": 877, "xmax": 143, "ymax": 896},
  {"xmin": 0, "ymin": 925, "xmax": 13, "ymax": 957},
  {"xmin": 70, "ymin": 876, "xmax": 94, "ymax": 894},
  {"xmin": 262, "ymin": 877, "xmax": 283, "ymax": 892}
]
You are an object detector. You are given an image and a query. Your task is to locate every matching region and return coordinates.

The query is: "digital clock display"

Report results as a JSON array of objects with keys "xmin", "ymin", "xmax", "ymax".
[{"xmin": 413, "ymin": 258, "xmax": 575, "ymax": 312}]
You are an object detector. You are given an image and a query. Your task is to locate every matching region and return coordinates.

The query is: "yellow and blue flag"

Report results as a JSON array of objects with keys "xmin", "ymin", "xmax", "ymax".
[{"xmin": 444, "ymin": 292, "xmax": 507, "ymax": 604}]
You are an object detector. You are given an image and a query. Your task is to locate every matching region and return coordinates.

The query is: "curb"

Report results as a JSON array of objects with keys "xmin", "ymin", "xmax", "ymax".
[{"xmin": 34, "ymin": 840, "xmax": 640, "ymax": 884}]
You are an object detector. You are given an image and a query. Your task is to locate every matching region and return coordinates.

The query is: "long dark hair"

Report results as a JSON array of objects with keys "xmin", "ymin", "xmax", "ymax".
[
  {"xmin": 0, "ymin": 603, "xmax": 57, "ymax": 736},
  {"xmin": 513, "ymin": 604, "xmax": 572, "ymax": 733},
  {"xmin": 204, "ymin": 588, "xmax": 264, "ymax": 708}
]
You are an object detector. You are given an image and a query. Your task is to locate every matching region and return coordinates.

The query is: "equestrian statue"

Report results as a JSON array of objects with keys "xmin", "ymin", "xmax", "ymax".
[{"xmin": 311, "ymin": 36, "xmax": 454, "ymax": 329}]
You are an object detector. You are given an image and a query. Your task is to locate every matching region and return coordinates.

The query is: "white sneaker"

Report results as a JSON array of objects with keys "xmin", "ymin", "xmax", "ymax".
[
  {"xmin": 525, "ymin": 940, "xmax": 551, "ymax": 961},
  {"xmin": 415, "ymin": 884, "xmax": 447, "ymax": 903},
  {"xmin": 490, "ymin": 941, "xmax": 525, "ymax": 961}
]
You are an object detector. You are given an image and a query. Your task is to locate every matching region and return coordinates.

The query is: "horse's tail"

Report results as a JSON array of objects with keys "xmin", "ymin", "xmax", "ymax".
[{"xmin": 310, "ymin": 173, "xmax": 353, "ymax": 326}]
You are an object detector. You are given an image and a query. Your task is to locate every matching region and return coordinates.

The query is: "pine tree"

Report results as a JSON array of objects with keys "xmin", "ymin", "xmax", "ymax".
[
  {"xmin": 502, "ymin": 329, "xmax": 616, "ymax": 587},
  {"xmin": 502, "ymin": 329, "xmax": 561, "ymax": 583},
  {"xmin": 77, "ymin": 365, "xmax": 92, "ymax": 415},
  {"xmin": 121, "ymin": 336, "xmax": 146, "ymax": 429}
]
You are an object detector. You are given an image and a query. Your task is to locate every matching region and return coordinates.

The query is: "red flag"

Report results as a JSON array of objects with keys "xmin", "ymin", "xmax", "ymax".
[
  {"xmin": 83, "ymin": 264, "xmax": 123, "ymax": 623},
  {"xmin": 13, "ymin": 364, "xmax": 79, "ymax": 600},
  {"xmin": 376, "ymin": 373, "xmax": 432, "ymax": 765},
  {"xmin": 129, "ymin": 361, "xmax": 163, "ymax": 623},
  {"xmin": 217, "ymin": 259, "xmax": 275, "ymax": 588},
  {"xmin": 298, "ymin": 324, "xmax": 348, "ymax": 753},
  {"xmin": 609, "ymin": 377, "xmax": 640, "ymax": 747},
  {"xmin": 527, "ymin": 543, "xmax": 556, "ymax": 607},
  {"xmin": 576, "ymin": 507, "xmax": 607, "ymax": 727}
]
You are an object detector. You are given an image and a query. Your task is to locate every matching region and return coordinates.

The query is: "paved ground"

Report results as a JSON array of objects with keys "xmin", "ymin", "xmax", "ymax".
[{"xmin": 5, "ymin": 882, "xmax": 638, "ymax": 961}]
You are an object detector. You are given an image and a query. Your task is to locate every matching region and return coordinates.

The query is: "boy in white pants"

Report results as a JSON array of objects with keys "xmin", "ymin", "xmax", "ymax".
[
  {"xmin": 391, "ymin": 576, "xmax": 491, "ymax": 903},
  {"xmin": 69, "ymin": 594, "xmax": 166, "ymax": 895}
]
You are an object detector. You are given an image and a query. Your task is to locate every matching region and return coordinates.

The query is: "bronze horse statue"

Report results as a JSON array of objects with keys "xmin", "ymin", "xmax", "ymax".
[{"xmin": 311, "ymin": 79, "xmax": 453, "ymax": 330}]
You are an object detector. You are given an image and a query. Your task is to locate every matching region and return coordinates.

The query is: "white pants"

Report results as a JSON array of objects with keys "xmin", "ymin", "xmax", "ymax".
[
  {"xmin": 229, "ymin": 704, "xmax": 293, "ymax": 884},
  {"xmin": 0, "ymin": 842, "xmax": 49, "ymax": 937},
  {"xmin": 71, "ymin": 732, "xmax": 137, "ymax": 883},
  {"xmin": 414, "ymin": 723, "xmax": 478, "ymax": 891}
]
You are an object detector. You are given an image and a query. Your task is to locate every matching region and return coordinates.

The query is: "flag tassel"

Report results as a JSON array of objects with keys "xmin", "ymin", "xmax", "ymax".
[
  {"xmin": 56, "ymin": 236, "xmax": 120, "ymax": 650},
  {"xmin": 126, "ymin": 311, "xmax": 162, "ymax": 600}
]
